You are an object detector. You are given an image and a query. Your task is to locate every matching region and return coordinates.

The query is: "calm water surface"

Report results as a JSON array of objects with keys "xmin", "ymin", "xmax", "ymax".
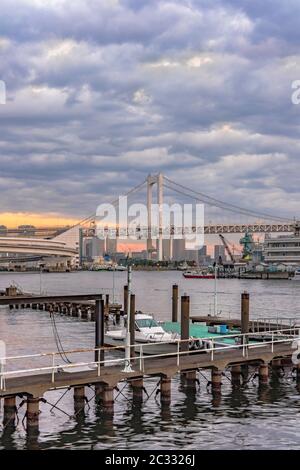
[{"xmin": 0, "ymin": 271, "xmax": 300, "ymax": 450}]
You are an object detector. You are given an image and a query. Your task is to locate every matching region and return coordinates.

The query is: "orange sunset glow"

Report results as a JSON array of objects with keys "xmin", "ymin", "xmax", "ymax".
[{"xmin": 0, "ymin": 212, "xmax": 78, "ymax": 228}]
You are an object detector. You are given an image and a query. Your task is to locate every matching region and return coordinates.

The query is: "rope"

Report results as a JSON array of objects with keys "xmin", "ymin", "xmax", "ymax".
[{"xmin": 49, "ymin": 312, "xmax": 72, "ymax": 364}]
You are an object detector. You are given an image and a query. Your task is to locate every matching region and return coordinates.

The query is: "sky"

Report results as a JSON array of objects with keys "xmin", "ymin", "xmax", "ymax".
[{"xmin": 0, "ymin": 0, "xmax": 300, "ymax": 227}]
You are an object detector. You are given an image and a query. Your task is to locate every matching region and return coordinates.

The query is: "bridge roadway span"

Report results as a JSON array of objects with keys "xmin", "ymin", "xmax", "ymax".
[
  {"xmin": 0, "ymin": 341, "xmax": 293, "ymax": 398},
  {"xmin": 0, "ymin": 237, "xmax": 77, "ymax": 257}
]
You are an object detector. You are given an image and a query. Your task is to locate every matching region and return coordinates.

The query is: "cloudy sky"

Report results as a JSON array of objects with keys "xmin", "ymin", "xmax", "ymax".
[{"xmin": 0, "ymin": 0, "xmax": 299, "ymax": 226}]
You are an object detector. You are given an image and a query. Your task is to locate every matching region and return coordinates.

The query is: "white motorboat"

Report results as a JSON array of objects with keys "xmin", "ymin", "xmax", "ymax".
[
  {"xmin": 104, "ymin": 313, "xmax": 222, "ymax": 355},
  {"xmin": 104, "ymin": 313, "xmax": 180, "ymax": 355}
]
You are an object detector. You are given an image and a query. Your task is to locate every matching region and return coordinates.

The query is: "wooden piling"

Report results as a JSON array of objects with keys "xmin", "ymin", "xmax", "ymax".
[
  {"xmin": 272, "ymin": 358, "xmax": 282, "ymax": 369},
  {"xmin": 130, "ymin": 377, "xmax": 143, "ymax": 401},
  {"xmin": 130, "ymin": 294, "xmax": 136, "ymax": 359},
  {"xmin": 184, "ymin": 370, "xmax": 197, "ymax": 389},
  {"xmin": 105, "ymin": 294, "xmax": 109, "ymax": 310},
  {"xmin": 180, "ymin": 294, "xmax": 190, "ymax": 352},
  {"xmin": 160, "ymin": 376, "xmax": 171, "ymax": 406},
  {"xmin": 81, "ymin": 307, "xmax": 88, "ymax": 320},
  {"xmin": 102, "ymin": 385, "xmax": 114, "ymax": 415},
  {"xmin": 172, "ymin": 284, "xmax": 179, "ymax": 323},
  {"xmin": 211, "ymin": 368, "xmax": 222, "ymax": 391},
  {"xmin": 3, "ymin": 396, "xmax": 16, "ymax": 426},
  {"xmin": 26, "ymin": 397, "xmax": 40, "ymax": 431},
  {"xmin": 231, "ymin": 365, "xmax": 241, "ymax": 386},
  {"xmin": 72, "ymin": 304, "xmax": 78, "ymax": 317},
  {"xmin": 73, "ymin": 386, "xmax": 85, "ymax": 413},
  {"xmin": 259, "ymin": 363, "xmax": 269, "ymax": 384},
  {"xmin": 124, "ymin": 285, "xmax": 128, "ymax": 315},
  {"xmin": 241, "ymin": 292, "xmax": 250, "ymax": 335},
  {"xmin": 95, "ymin": 299, "xmax": 105, "ymax": 364}
]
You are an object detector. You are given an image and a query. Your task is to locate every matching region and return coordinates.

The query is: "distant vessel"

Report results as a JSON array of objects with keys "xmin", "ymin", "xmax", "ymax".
[
  {"xmin": 108, "ymin": 265, "xmax": 127, "ymax": 271},
  {"xmin": 292, "ymin": 268, "xmax": 300, "ymax": 281},
  {"xmin": 183, "ymin": 270, "xmax": 215, "ymax": 279}
]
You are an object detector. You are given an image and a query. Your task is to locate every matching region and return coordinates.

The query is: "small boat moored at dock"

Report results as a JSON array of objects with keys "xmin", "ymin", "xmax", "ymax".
[{"xmin": 104, "ymin": 313, "xmax": 180, "ymax": 355}]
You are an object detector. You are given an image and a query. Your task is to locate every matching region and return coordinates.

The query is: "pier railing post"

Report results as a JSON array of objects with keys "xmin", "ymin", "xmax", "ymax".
[{"xmin": 172, "ymin": 284, "xmax": 178, "ymax": 323}]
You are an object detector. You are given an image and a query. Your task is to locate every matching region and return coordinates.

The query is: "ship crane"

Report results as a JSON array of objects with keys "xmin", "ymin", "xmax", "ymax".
[{"xmin": 219, "ymin": 234, "xmax": 235, "ymax": 264}]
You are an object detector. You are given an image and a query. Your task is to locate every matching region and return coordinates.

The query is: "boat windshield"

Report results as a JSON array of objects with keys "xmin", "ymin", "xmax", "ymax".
[{"xmin": 136, "ymin": 318, "xmax": 159, "ymax": 329}]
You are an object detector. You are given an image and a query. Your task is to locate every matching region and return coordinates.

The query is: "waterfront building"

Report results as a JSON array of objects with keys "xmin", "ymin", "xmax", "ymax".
[{"xmin": 263, "ymin": 231, "xmax": 300, "ymax": 265}]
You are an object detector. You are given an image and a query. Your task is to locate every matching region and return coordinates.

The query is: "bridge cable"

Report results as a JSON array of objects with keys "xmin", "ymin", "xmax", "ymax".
[
  {"xmin": 66, "ymin": 179, "xmax": 147, "ymax": 230},
  {"xmin": 163, "ymin": 177, "xmax": 291, "ymax": 222}
]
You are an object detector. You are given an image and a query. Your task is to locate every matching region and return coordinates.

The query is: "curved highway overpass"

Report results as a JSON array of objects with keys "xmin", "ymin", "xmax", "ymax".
[{"xmin": 0, "ymin": 237, "xmax": 77, "ymax": 257}]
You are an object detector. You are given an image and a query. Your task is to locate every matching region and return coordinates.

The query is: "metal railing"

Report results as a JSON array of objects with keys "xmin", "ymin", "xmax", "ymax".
[
  {"xmin": 252, "ymin": 317, "xmax": 300, "ymax": 331},
  {"xmin": 1, "ymin": 327, "xmax": 300, "ymax": 391}
]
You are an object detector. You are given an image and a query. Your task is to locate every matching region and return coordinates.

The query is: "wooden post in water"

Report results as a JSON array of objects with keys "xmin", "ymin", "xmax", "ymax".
[
  {"xmin": 180, "ymin": 294, "xmax": 190, "ymax": 352},
  {"xmin": 26, "ymin": 397, "xmax": 40, "ymax": 432},
  {"xmin": 211, "ymin": 368, "xmax": 222, "ymax": 391},
  {"xmin": 95, "ymin": 299, "xmax": 105, "ymax": 364},
  {"xmin": 172, "ymin": 284, "xmax": 178, "ymax": 323},
  {"xmin": 241, "ymin": 292, "xmax": 250, "ymax": 345},
  {"xmin": 3, "ymin": 396, "xmax": 16, "ymax": 427},
  {"xmin": 73, "ymin": 387, "xmax": 85, "ymax": 414},
  {"xmin": 95, "ymin": 298, "xmax": 105, "ymax": 399},
  {"xmin": 130, "ymin": 294, "xmax": 136, "ymax": 359},
  {"xmin": 184, "ymin": 370, "xmax": 197, "ymax": 389},
  {"xmin": 160, "ymin": 376, "xmax": 171, "ymax": 406},
  {"xmin": 259, "ymin": 363, "xmax": 269, "ymax": 385},
  {"xmin": 105, "ymin": 294, "xmax": 109, "ymax": 315},
  {"xmin": 102, "ymin": 385, "xmax": 114, "ymax": 415},
  {"xmin": 231, "ymin": 365, "xmax": 241, "ymax": 386},
  {"xmin": 131, "ymin": 377, "xmax": 143, "ymax": 402},
  {"xmin": 124, "ymin": 285, "xmax": 128, "ymax": 315}
]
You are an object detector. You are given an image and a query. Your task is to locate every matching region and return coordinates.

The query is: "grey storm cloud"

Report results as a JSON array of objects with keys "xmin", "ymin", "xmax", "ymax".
[{"xmin": 0, "ymin": 0, "xmax": 299, "ymax": 220}]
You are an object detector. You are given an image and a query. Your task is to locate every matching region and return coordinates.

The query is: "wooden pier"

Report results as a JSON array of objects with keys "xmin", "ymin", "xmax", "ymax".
[
  {"xmin": 1, "ymin": 293, "xmax": 122, "ymax": 320},
  {"xmin": 1, "ymin": 287, "xmax": 300, "ymax": 438}
]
